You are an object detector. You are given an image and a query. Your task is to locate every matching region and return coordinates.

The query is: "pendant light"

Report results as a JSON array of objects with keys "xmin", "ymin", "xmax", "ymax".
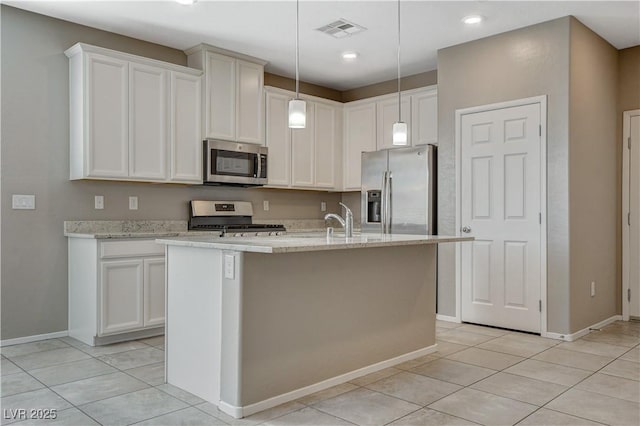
[
  {"xmin": 392, "ymin": 0, "xmax": 408, "ymax": 145},
  {"xmin": 288, "ymin": 0, "xmax": 306, "ymax": 128}
]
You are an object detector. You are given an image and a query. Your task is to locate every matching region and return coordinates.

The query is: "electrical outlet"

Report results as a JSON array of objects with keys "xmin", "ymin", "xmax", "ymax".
[
  {"xmin": 263, "ymin": 200, "xmax": 270, "ymax": 211},
  {"xmin": 94, "ymin": 195, "xmax": 104, "ymax": 210},
  {"xmin": 591, "ymin": 281, "xmax": 596, "ymax": 297},
  {"xmin": 12, "ymin": 194, "xmax": 35, "ymax": 210},
  {"xmin": 224, "ymin": 254, "xmax": 235, "ymax": 279},
  {"xmin": 321, "ymin": 201, "xmax": 327, "ymax": 212},
  {"xmin": 129, "ymin": 196, "xmax": 138, "ymax": 210}
]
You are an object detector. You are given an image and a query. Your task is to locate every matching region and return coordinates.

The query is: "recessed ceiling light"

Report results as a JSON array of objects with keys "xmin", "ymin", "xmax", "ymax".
[
  {"xmin": 342, "ymin": 51, "xmax": 359, "ymax": 60},
  {"xmin": 176, "ymin": 0, "xmax": 197, "ymax": 5},
  {"xmin": 462, "ymin": 15, "xmax": 484, "ymax": 25}
]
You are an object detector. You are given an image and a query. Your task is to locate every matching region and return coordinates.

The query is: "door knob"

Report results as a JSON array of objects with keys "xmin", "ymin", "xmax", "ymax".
[{"xmin": 462, "ymin": 226, "xmax": 472, "ymax": 233}]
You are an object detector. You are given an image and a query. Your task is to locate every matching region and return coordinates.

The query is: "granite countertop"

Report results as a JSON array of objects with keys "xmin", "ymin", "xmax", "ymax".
[
  {"xmin": 63, "ymin": 219, "xmax": 345, "ymax": 239},
  {"xmin": 64, "ymin": 220, "xmax": 221, "ymax": 239},
  {"xmin": 156, "ymin": 233, "xmax": 473, "ymax": 254}
]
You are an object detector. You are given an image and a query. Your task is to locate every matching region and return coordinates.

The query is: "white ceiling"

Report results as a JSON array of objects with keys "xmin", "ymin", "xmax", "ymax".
[{"xmin": 6, "ymin": 0, "xmax": 640, "ymax": 90}]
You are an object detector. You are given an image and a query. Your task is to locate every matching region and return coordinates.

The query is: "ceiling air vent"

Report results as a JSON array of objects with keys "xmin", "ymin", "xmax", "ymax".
[{"xmin": 316, "ymin": 19, "xmax": 367, "ymax": 39}]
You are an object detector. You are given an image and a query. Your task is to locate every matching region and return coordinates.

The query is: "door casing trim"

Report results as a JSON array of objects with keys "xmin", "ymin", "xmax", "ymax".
[
  {"xmin": 454, "ymin": 95, "xmax": 548, "ymax": 336},
  {"xmin": 622, "ymin": 109, "xmax": 640, "ymax": 321}
]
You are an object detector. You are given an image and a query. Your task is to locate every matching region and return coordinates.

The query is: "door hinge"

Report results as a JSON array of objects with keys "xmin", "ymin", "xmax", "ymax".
[
  {"xmin": 629, "ymin": 212, "xmax": 632, "ymax": 227},
  {"xmin": 539, "ymin": 212, "xmax": 542, "ymax": 224},
  {"xmin": 539, "ymin": 125, "xmax": 542, "ymax": 137},
  {"xmin": 539, "ymin": 300, "xmax": 542, "ymax": 312},
  {"xmin": 629, "ymin": 137, "xmax": 632, "ymax": 150},
  {"xmin": 629, "ymin": 289, "xmax": 632, "ymax": 303}
]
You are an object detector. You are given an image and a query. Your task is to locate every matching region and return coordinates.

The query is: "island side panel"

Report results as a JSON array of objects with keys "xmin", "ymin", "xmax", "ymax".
[
  {"xmin": 239, "ymin": 244, "xmax": 436, "ymax": 405},
  {"xmin": 166, "ymin": 245, "xmax": 222, "ymax": 404}
]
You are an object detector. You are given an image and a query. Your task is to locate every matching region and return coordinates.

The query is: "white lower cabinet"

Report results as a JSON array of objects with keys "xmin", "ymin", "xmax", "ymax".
[
  {"xmin": 100, "ymin": 259, "xmax": 144, "ymax": 335},
  {"xmin": 143, "ymin": 258, "xmax": 166, "ymax": 327},
  {"xmin": 68, "ymin": 238, "xmax": 165, "ymax": 346}
]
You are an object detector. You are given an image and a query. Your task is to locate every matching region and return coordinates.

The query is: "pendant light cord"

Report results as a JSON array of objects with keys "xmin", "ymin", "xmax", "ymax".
[
  {"xmin": 397, "ymin": 0, "xmax": 402, "ymax": 121},
  {"xmin": 295, "ymin": 0, "xmax": 300, "ymax": 99}
]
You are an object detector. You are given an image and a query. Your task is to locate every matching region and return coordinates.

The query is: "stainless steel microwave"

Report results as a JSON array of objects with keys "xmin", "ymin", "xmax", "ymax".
[{"xmin": 203, "ymin": 139, "xmax": 268, "ymax": 186}]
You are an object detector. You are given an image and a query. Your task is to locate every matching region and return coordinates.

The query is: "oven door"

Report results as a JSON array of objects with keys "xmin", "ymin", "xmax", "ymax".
[{"xmin": 204, "ymin": 140, "xmax": 268, "ymax": 186}]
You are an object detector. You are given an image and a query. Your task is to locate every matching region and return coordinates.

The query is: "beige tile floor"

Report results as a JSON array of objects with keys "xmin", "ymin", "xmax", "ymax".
[{"xmin": 1, "ymin": 321, "xmax": 639, "ymax": 426}]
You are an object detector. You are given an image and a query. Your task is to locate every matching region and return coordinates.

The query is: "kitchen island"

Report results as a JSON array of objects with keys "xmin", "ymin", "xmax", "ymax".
[{"xmin": 157, "ymin": 233, "xmax": 472, "ymax": 418}]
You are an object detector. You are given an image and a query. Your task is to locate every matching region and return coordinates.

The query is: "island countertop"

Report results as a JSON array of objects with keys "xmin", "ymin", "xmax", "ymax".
[{"xmin": 156, "ymin": 233, "xmax": 473, "ymax": 253}]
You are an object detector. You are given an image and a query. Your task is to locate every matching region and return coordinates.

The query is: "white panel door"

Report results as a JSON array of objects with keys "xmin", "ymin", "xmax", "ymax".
[
  {"xmin": 265, "ymin": 91, "xmax": 291, "ymax": 187},
  {"xmin": 86, "ymin": 54, "xmax": 128, "ymax": 178},
  {"xmin": 100, "ymin": 259, "xmax": 144, "ymax": 335},
  {"xmin": 628, "ymin": 113, "xmax": 640, "ymax": 317},
  {"xmin": 170, "ymin": 71, "xmax": 202, "ymax": 183},
  {"xmin": 205, "ymin": 52, "xmax": 235, "ymax": 140},
  {"xmin": 236, "ymin": 60, "xmax": 264, "ymax": 144},
  {"xmin": 143, "ymin": 257, "xmax": 166, "ymax": 327},
  {"xmin": 129, "ymin": 63, "xmax": 168, "ymax": 180},
  {"xmin": 461, "ymin": 103, "xmax": 542, "ymax": 333},
  {"xmin": 376, "ymin": 97, "xmax": 410, "ymax": 150},
  {"xmin": 291, "ymin": 102, "xmax": 316, "ymax": 188},
  {"xmin": 411, "ymin": 89, "xmax": 438, "ymax": 146},
  {"xmin": 315, "ymin": 102, "xmax": 337, "ymax": 189},
  {"xmin": 344, "ymin": 102, "xmax": 376, "ymax": 190}
]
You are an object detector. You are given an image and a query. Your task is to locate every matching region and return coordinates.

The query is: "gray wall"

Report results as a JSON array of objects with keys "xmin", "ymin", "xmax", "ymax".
[
  {"xmin": 0, "ymin": 6, "xmax": 342, "ymax": 340},
  {"xmin": 568, "ymin": 19, "xmax": 619, "ymax": 331},
  {"xmin": 437, "ymin": 16, "xmax": 624, "ymax": 334},
  {"xmin": 436, "ymin": 17, "xmax": 572, "ymax": 333}
]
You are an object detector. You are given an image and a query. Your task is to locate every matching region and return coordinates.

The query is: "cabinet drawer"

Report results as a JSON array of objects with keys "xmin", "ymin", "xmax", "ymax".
[{"xmin": 100, "ymin": 240, "xmax": 164, "ymax": 259}]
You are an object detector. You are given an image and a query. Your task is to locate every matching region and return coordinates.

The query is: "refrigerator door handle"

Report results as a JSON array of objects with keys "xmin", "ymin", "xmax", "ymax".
[
  {"xmin": 387, "ymin": 172, "xmax": 393, "ymax": 234},
  {"xmin": 381, "ymin": 171, "xmax": 387, "ymax": 234}
]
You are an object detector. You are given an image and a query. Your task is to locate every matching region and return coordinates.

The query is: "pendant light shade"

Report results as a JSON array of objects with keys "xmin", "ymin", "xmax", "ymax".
[
  {"xmin": 392, "ymin": 122, "xmax": 408, "ymax": 145},
  {"xmin": 288, "ymin": 99, "xmax": 306, "ymax": 128},
  {"xmin": 288, "ymin": 0, "xmax": 306, "ymax": 129},
  {"xmin": 392, "ymin": 0, "xmax": 408, "ymax": 146}
]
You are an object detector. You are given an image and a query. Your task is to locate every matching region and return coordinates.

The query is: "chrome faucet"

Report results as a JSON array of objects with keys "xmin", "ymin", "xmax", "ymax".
[{"xmin": 324, "ymin": 202, "xmax": 354, "ymax": 237}]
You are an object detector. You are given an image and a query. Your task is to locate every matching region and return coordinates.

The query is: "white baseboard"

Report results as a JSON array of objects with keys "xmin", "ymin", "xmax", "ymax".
[
  {"xmin": 542, "ymin": 315, "xmax": 622, "ymax": 341},
  {"xmin": 1, "ymin": 330, "xmax": 69, "ymax": 347},
  {"xmin": 436, "ymin": 314, "xmax": 460, "ymax": 323},
  {"xmin": 217, "ymin": 343, "xmax": 438, "ymax": 419}
]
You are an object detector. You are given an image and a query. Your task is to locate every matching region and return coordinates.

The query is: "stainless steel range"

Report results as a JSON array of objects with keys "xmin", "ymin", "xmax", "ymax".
[{"xmin": 188, "ymin": 200, "xmax": 286, "ymax": 237}]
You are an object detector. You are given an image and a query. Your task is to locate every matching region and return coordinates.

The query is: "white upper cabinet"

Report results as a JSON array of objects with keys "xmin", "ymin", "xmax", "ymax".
[
  {"xmin": 65, "ymin": 43, "xmax": 203, "ymax": 184},
  {"xmin": 376, "ymin": 96, "xmax": 411, "ymax": 150},
  {"xmin": 187, "ymin": 44, "xmax": 266, "ymax": 145},
  {"xmin": 236, "ymin": 60, "xmax": 264, "ymax": 144},
  {"xmin": 341, "ymin": 86, "xmax": 437, "ymax": 190},
  {"xmin": 343, "ymin": 102, "xmax": 376, "ymax": 191},
  {"xmin": 264, "ymin": 87, "xmax": 342, "ymax": 191},
  {"xmin": 291, "ymin": 102, "xmax": 316, "ymax": 188},
  {"xmin": 129, "ymin": 62, "xmax": 168, "ymax": 180},
  {"xmin": 84, "ymin": 54, "xmax": 129, "ymax": 178},
  {"xmin": 411, "ymin": 87, "xmax": 438, "ymax": 146},
  {"xmin": 170, "ymin": 71, "xmax": 202, "ymax": 183},
  {"xmin": 376, "ymin": 95, "xmax": 412, "ymax": 149},
  {"xmin": 315, "ymin": 102, "xmax": 339, "ymax": 189},
  {"xmin": 265, "ymin": 90, "xmax": 291, "ymax": 187},
  {"xmin": 204, "ymin": 52, "xmax": 235, "ymax": 140}
]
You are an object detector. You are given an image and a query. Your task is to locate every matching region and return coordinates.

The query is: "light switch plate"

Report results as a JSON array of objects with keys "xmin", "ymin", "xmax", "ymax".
[
  {"xmin": 321, "ymin": 202, "xmax": 327, "ymax": 212},
  {"xmin": 263, "ymin": 200, "xmax": 270, "ymax": 211},
  {"xmin": 12, "ymin": 194, "xmax": 35, "ymax": 210},
  {"xmin": 224, "ymin": 254, "xmax": 235, "ymax": 279},
  {"xmin": 95, "ymin": 195, "xmax": 104, "ymax": 210},
  {"xmin": 129, "ymin": 196, "xmax": 138, "ymax": 210}
]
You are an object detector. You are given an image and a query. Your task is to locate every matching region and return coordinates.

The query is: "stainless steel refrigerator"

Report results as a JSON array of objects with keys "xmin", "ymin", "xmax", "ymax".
[{"xmin": 361, "ymin": 145, "xmax": 436, "ymax": 235}]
